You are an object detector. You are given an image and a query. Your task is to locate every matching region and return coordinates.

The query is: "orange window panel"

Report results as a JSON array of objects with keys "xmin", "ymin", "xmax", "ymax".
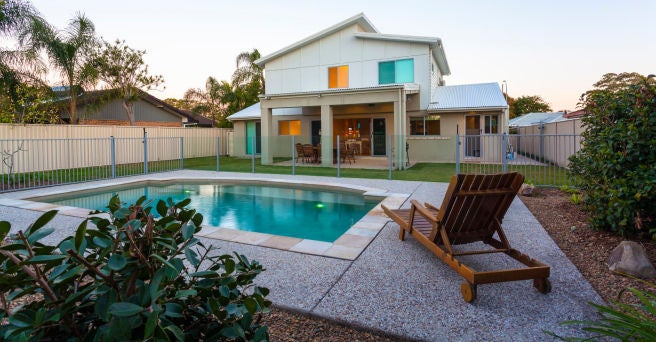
[
  {"xmin": 337, "ymin": 65, "xmax": 348, "ymax": 88},
  {"xmin": 328, "ymin": 67, "xmax": 338, "ymax": 88}
]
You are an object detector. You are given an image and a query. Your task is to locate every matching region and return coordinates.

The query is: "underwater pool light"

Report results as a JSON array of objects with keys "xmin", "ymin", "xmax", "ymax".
[{"xmin": 316, "ymin": 203, "xmax": 325, "ymax": 208}]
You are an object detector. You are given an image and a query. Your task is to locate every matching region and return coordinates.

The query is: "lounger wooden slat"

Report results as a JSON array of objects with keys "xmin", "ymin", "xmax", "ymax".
[{"xmin": 381, "ymin": 172, "xmax": 551, "ymax": 302}]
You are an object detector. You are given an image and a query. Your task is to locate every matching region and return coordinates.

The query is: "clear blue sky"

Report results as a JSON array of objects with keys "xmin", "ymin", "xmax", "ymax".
[{"xmin": 28, "ymin": 0, "xmax": 656, "ymax": 111}]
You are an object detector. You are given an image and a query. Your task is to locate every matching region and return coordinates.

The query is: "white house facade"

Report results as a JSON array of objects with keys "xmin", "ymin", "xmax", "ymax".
[{"xmin": 228, "ymin": 13, "xmax": 508, "ymax": 168}]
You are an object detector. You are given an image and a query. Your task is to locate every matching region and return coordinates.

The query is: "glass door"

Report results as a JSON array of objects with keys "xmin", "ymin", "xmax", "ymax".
[
  {"xmin": 246, "ymin": 121, "xmax": 261, "ymax": 155},
  {"xmin": 465, "ymin": 115, "xmax": 480, "ymax": 157},
  {"xmin": 372, "ymin": 118, "xmax": 386, "ymax": 156}
]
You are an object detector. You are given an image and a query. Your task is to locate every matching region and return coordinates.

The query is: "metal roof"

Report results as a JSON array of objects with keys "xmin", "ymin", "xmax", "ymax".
[
  {"xmin": 227, "ymin": 103, "xmax": 305, "ymax": 121},
  {"xmin": 428, "ymin": 83, "xmax": 507, "ymax": 111},
  {"xmin": 508, "ymin": 112, "xmax": 567, "ymax": 127}
]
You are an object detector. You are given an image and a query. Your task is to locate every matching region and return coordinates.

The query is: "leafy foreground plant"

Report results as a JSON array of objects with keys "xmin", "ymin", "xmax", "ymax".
[
  {"xmin": 0, "ymin": 195, "xmax": 270, "ymax": 341},
  {"xmin": 547, "ymin": 287, "xmax": 656, "ymax": 341}
]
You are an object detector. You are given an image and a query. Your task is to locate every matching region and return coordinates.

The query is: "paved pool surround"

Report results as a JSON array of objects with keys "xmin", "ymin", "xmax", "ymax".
[{"xmin": 0, "ymin": 171, "xmax": 603, "ymax": 341}]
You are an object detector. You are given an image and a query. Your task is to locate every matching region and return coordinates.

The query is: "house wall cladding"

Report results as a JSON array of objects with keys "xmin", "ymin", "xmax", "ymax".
[
  {"xmin": 0, "ymin": 124, "xmax": 232, "ymax": 173},
  {"xmin": 264, "ymin": 23, "xmax": 434, "ymax": 109}
]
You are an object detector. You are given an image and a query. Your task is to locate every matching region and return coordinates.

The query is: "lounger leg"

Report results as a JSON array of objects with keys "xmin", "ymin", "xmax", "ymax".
[{"xmin": 398, "ymin": 227, "xmax": 405, "ymax": 241}]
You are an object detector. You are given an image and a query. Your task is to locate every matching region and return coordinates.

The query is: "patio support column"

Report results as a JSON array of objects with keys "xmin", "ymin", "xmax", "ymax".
[
  {"xmin": 260, "ymin": 106, "xmax": 273, "ymax": 165},
  {"xmin": 393, "ymin": 90, "xmax": 407, "ymax": 170},
  {"xmin": 320, "ymin": 105, "xmax": 334, "ymax": 166}
]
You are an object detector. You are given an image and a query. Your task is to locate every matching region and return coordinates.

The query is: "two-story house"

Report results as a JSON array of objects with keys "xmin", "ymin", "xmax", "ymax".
[{"xmin": 228, "ymin": 13, "xmax": 508, "ymax": 169}]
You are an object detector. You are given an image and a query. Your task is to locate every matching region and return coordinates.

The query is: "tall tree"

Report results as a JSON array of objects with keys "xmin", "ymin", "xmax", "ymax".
[
  {"xmin": 511, "ymin": 95, "xmax": 552, "ymax": 116},
  {"xmin": 231, "ymin": 49, "xmax": 264, "ymax": 112},
  {"xmin": 20, "ymin": 13, "xmax": 98, "ymax": 124},
  {"xmin": 93, "ymin": 39, "xmax": 163, "ymax": 125}
]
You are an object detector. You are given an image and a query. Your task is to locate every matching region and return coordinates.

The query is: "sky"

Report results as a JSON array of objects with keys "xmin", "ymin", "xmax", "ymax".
[{"xmin": 26, "ymin": 0, "xmax": 656, "ymax": 111}]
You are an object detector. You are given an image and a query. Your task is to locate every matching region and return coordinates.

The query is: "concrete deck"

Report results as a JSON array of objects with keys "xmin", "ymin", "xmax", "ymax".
[{"xmin": 0, "ymin": 171, "xmax": 602, "ymax": 341}]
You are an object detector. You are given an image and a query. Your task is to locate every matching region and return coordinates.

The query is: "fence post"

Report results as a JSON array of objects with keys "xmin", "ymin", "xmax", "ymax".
[
  {"xmin": 502, "ymin": 132, "xmax": 508, "ymax": 172},
  {"xmin": 180, "ymin": 137, "xmax": 184, "ymax": 170},
  {"xmin": 110, "ymin": 136, "xmax": 116, "ymax": 178},
  {"xmin": 251, "ymin": 135, "xmax": 255, "ymax": 174},
  {"xmin": 216, "ymin": 136, "xmax": 220, "ymax": 172},
  {"xmin": 292, "ymin": 135, "xmax": 296, "ymax": 176},
  {"xmin": 388, "ymin": 135, "xmax": 393, "ymax": 180},
  {"xmin": 336, "ymin": 135, "xmax": 341, "ymax": 178},
  {"xmin": 539, "ymin": 124, "xmax": 544, "ymax": 163},
  {"xmin": 143, "ymin": 130, "xmax": 148, "ymax": 174},
  {"xmin": 455, "ymin": 133, "xmax": 461, "ymax": 174}
]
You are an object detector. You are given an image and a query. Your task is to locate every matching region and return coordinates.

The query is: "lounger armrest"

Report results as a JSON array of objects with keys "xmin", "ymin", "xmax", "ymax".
[
  {"xmin": 410, "ymin": 199, "xmax": 438, "ymax": 222},
  {"xmin": 424, "ymin": 202, "xmax": 440, "ymax": 212}
]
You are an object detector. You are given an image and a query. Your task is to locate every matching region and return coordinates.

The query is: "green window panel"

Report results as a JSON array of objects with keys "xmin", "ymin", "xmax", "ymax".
[
  {"xmin": 378, "ymin": 61, "xmax": 395, "ymax": 84},
  {"xmin": 395, "ymin": 59, "xmax": 414, "ymax": 83}
]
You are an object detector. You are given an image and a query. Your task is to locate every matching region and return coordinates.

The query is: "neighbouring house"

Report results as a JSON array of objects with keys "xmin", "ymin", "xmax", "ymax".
[
  {"xmin": 54, "ymin": 88, "xmax": 200, "ymax": 127},
  {"xmin": 227, "ymin": 13, "xmax": 508, "ymax": 168}
]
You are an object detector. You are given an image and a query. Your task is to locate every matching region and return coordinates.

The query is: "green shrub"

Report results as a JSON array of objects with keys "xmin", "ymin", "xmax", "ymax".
[
  {"xmin": 0, "ymin": 195, "xmax": 270, "ymax": 341},
  {"xmin": 549, "ymin": 287, "xmax": 656, "ymax": 341},
  {"xmin": 569, "ymin": 74, "xmax": 656, "ymax": 238}
]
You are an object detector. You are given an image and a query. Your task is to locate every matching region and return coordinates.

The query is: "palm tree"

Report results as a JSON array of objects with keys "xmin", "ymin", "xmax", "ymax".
[
  {"xmin": 184, "ymin": 76, "xmax": 235, "ymax": 127},
  {"xmin": 20, "ymin": 13, "xmax": 98, "ymax": 124},
  {"xmin": 232, "ymin": 49, "xmax": 264, "ymax": 92}
]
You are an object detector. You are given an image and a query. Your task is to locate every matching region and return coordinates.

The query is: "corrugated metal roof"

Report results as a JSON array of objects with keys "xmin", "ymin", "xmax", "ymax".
[
  {"xmin": 508, "ymin": 112, "xmax": 567, "ymax": 127},
  {"xmin": 227, "ymin": 103, "xmax": 305, "ymax": 121},
  {"xmin": 428, "ymin": 83, "xmax": 507, "ymax": 111}
]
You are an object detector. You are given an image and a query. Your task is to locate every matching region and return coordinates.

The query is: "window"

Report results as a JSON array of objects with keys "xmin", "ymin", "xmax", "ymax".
[
  {"xmin": 379, "ymin": 58, "xmax": 414, "ymax": 84},
  {"xmin": 328, "ymin": 65, "xmax": 348, "ymax": 88},
  {"xmin": 410, "ymin": 115, "xmax": 440, "ymax": 135},
  {"xmin": 279, "ymin": 120, "xmax": 301, "ymax": 135},
  {"xmin": 484, "ymin": 115, "xmax": 498, "ymax": 134}
]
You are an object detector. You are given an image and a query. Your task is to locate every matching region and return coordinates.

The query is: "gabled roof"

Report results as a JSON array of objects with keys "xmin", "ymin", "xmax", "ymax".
[
  {"xmin": 428, "ymin": 83, "xmax": 507, "ymax": 112},
  {"xmin": 255, "ymin": 13, "xmax": 377, "ymax": 67},
  {"xmin": 563, "ymin": 108, "xmax": 586, "ymax": 119},
  {"xmin": 508, "ymin": 112, "xmax": 567, "ymax": 127},
  {"xmin": 354, "ymin": 32, "xmax": 450, "ymax": 75}
]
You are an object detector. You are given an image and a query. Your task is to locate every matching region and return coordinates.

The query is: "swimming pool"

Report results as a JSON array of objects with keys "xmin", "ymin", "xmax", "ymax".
[{"xmin": 37, "ymin": 182, "xmax": 381, "ymax": 242}]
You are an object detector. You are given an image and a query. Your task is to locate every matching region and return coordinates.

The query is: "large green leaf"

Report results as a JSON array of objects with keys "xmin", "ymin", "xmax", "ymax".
[
  {"xmin": 109, "ymin": 302, "xmax": 143, "ymax": 317},
  {"xmin": 24, "ymin": 254, "xmax": 67, "ymax": 264},
  {"xmin": 165, "ymin": 325, "xmax": 184, "ymax": 341},
  {"xmin": 26, "ymin": 210, "xmax": 58, "ymax": 236},
  {"xmin": 144, "ymin": 311, "xmax": 159, "ymax": 339},
  {"xmin": 174, "ymin": 198, "xmax": 191, "ymax": 209},
  {"xmin": 156, "ymin": 200, "xmax": 168, "ymax": 217},
  {"xmin": 108, "ymin": 254, "xmax": 127, "ymax": 271},
  {"xmin": 108, "ymin": 194, "xmax": 121, "ymax": 212},
  {"xmin": 0, "ymin": 221, "xmax": 11, "ymax": 241},
  {"xmin": 174, "ymin": 289, "xmax": 197, "ymax": 299},
  {"xmin": 74, "ymin": 220, "xmax": 88, "ymax": 251},
  {"xmin": 181, "ymin": 223, "xmax": 194, "ymax": 240},
  {"xmin": 26, "ymin": 227, "xmax": 54, "ymax": 244},
  {"xmin": 184, "ymin": 248, "xmax": 199, "ymax": 267}
]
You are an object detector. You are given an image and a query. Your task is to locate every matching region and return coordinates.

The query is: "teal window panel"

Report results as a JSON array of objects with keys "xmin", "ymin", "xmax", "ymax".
[
  {"xmin": 395, "ymin": 59, "xmax": 414, "ymax": 83},
  {"xmin": 379, "ymin": 61, "xmax": 395, "ymax": 84}
]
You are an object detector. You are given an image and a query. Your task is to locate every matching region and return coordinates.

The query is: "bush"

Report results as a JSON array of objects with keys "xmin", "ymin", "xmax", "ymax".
[
  {"xmin": 569, "ymin": 75, "xmax": 656, "ymax": 238},
  {"xmin": 0, "ymin": 195, "xmax": 270, "ymax": 341}
]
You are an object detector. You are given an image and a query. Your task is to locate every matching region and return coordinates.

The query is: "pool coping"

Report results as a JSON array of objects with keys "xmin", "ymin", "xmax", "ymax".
[{"xmin": 0, "ymin": 176, "xmax": 409, "ymax": 260}]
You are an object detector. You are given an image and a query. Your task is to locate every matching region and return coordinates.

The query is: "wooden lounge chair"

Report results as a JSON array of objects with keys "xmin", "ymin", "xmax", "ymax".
[{"xmin": 381, "ymin": 172, "xmax": 551, "ymax": 302}]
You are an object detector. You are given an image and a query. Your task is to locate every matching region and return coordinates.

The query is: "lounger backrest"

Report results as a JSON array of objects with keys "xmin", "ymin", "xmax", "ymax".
[{"xmin": 435, "ymin": 172, "xmax": 524, "ymax": 244}]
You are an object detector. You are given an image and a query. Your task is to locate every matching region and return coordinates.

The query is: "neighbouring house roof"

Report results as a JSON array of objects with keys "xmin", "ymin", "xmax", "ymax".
[
  {"xmin": 55, "ymin": 89, "xmax": 189, "ymax": 122},
  {"xmin": 563, "ymin": 108, "xmax": 586, "ymax": 119},
  {"xmin": 255, "ymin": 13, "xmax": 377, "ymax": 67},
  {"xmin": 508, "ymin": 112, "xmax": 567, "ymax": 127},
  {"xmin": 180, "ymin": 109, "xmax": 214, "ymax": 127},
  {"xmin": 353, "ymin": 32, "xmax": 450, "ymax": 76},
  {"xmin": 428, "ymin": 83, "xmax": 507, "ymax": 112},
  {"xmin": 227, "ymin": 103, "xmax": 305, "ymax": 121}
]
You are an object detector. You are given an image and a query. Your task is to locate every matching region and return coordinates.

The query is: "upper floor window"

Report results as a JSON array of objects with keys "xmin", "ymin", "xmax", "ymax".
[
  {"xmin": 379, "ymin": 58, "xmax": 414, "ymax": 84},
  {"xmin": 328, "ymin": 65, "xmax": 348, "ymax": 88},
  {"xmin": 484, "ymin": 115, "xmax": 498, "ymax": 134},
  {"xmin": 410, "ymin": 115, "xmax": 440, "ymax": 135},
  {"xmin": 279, "ymin": 120, "xmax": 301, "ymax": 135}
]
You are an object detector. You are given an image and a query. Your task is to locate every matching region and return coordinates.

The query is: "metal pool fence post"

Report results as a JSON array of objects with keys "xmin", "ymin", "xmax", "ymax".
[
  {"xmin": 388, "ymin": 135, "xmax": 393, "ymax": 180},
  {"xmin": 110, "ymin": 136, "xmax": 116, "ymax": 178},
  {"xmin": 216, "ymin": 136, "xmax": 220, "ymax": 172},
  {"xmin": 502, "ymin": 133, "xmax": 508, "ymax": 173},
  {"xmin": 251, "ymin": 135, "xmax": 255, "ymax": 173},
  {"xmin": 292, "ymin": 135, "xmax": 296, "ymax": 176},
  {"xmin": 455, "ymin": 133, "xmax": 461, "ymax": 174},
  {"xmin": 336, "ymin": 135, "xmax": 341, "ymax": 178},
  {"xmin": 143, "ymin": 131, "xmax": 149, "ymax": 174},
  {"xmin": 180, "ymin": 137, "xmax": 184, "ymax": 170}
]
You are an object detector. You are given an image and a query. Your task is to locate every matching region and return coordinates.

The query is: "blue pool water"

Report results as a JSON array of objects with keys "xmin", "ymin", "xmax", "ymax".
[{"xmin": 40, "ymin": 183, "xmax": 380, "ymax": 242}]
